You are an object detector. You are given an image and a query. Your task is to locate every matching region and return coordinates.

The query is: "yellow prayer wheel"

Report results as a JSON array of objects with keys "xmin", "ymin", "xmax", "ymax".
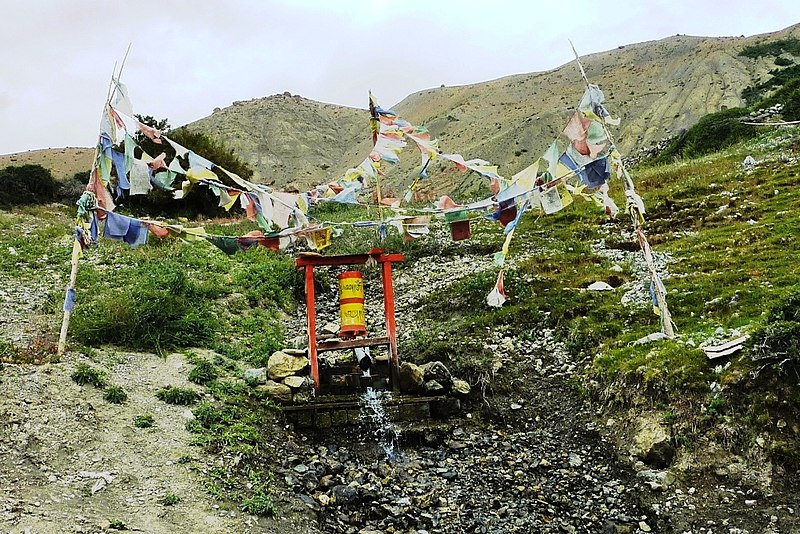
[{"xmin": 338, "ymin": 271, "xmax": 367, "ymax": 338}]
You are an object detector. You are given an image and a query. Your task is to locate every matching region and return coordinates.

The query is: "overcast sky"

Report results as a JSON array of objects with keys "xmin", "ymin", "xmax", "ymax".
[{"xmin": 0, "ymin": 0, "xmax": 797, "ymax": 155}]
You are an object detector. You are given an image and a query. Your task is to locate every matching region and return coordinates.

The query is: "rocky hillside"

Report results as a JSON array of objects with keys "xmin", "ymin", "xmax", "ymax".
[{"xmin": 187, "ymin": 23, "xmax": 800, "ymax": 193}]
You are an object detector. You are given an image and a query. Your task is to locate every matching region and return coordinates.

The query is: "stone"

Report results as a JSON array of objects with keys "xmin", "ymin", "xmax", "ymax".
[
  {"xmin": 424, "ymin": 380, "xmax": 446, "ymax": 394},
  {"xmin": 321, "ymin": 322, "xmax": 339, "ymax": 336},
  {"xmin": 398, "ymin": 362, "xmax": 425, "ymax": 393},
  {"xmin": 420, "ymin": 361, "xmax": 452, "ymax": 386},
  {"xmin": 243, "ymin": 367, "xmax": 267, "ymax": 384},
  {"xmin": 282, "ymin": 347, "xmax": 307, "ymax": 356},
  {"xmin": 283, "ymin": 376, "xmax": 307, "ymax": 389},
  {"xmin": 267, "ymin": 350, "xmax": 308, "ymax": 380},
  {"xmin": 587, "ymin": 281, "xmax": 614, "ymax": 291},
  {"xmin": 258, "ymin": 380, "xmax": 292, "ymax": 403},
  {"xmin": 631, "ymin": 416, "xmax": 674, "ymax": 468},
  {"xmin": 293, "ymin": 389, "xmax": 313, "ymax": 404},
  {"xmin": 331, "ymin": 485, "xmax": 358, "ymax": 504},
  {"xmin": 451, "ymin": 378, "xmax": 471, "ymax": 397}
]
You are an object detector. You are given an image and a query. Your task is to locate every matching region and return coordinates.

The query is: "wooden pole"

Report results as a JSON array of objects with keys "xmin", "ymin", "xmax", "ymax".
[
  {"xmin": 57, "ymin": 241, "xmax": 81, "ymax": 356},
  {"xmin": 569, "ymin": 41, "xmax": 675, "ymax": 337},
  {"xmin": 57, "ymin": 51, "xmax": 132, "ymax": 356}
]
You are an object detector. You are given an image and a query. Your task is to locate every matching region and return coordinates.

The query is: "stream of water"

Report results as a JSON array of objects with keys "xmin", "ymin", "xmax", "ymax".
[{"xmin": 359, "ymin": 387, "xmax": 402, "ymax": 462}]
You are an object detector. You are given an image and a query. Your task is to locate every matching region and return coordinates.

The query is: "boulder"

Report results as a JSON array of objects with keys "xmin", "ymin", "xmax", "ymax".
[
  {"xmin": 243, "ymin": 367, "xmax": 267, "ymax": 384},
  {"xmin": 331, "ymin": 484, "xmax": 358, "ymax": 504},
  {"xmin": 398, "ymin": 362, "xmax": 425, "ymax": 393},
  {"xmin": 268, "ymin": 350, "xmax": 308, "ymax": 380},
  {"xmin": 259, "ymin": 380, "xmax": 292, "ymax": 403},
  {"xmin": 424, "ymin": 380, "xmax": 446, "ymax": 394},
  {"xmin": 420, "ymin": 361, "xmax": 452, "ymax": 387},
  {"xmin": 631, "ymin": 416, "xmax": 675, "ymax": 468}
]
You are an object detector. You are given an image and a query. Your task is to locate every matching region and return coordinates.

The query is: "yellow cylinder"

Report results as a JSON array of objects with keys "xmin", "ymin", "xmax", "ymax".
[{"xmin": 338, "ymin": 271, "xmax": 367, "ymax": 338}]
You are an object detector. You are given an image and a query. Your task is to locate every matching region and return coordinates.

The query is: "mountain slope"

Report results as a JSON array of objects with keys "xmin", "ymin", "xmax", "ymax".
[
  {"xmin": 187, "ymin": 23, "xmax": 800, "ymax": 194},
  {"xmin": 4, "ymin": 24, "xmax": 800, "ymax": 194}
]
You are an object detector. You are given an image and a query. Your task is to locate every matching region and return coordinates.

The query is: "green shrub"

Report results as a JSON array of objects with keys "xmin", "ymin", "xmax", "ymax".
[
  {"xmin": 240, "ymin": 490, "xmax": 276, "ymax": 517},
  {"xmin": 161, "ymin": 492, "xmax": 181, "ymax": 506},
  {"xmin": 188, "ymin": 360, "xmax": 218, "ymax": 385},
  {"xmin": 739, "ymin": 38, "xmax": 800, "ymax": 59},
  {"xmin": 133, "ymin": 414, "xmax": 155, "ymax": 428},
  {"xmin": 749, "ymin": 289, "xmax": 800, "ymax": 362},
  {"xmin": 233, "ymin": 256, "xmax": 300, "ymax": 309},
  {"xmin": 104, "ymin": 385, "xmax": 128, "ymax": 404},
  {"xmin": 156, "ymin": 386, "xmax": 200, "ymax": 405},
  {"xmin": 108, "ymin": 519, "xmax": 128, "ymax": 530},
  {"xmin": 71, "ymin": 363, "xmax": 107, "ymax": 388},
  {"xmin": 0, "ymin": 165, "xmax": 57, "ymax": 207},
  {"xmin": 71, "ymin": 261, "xmax": 218, "ymax": 352}
]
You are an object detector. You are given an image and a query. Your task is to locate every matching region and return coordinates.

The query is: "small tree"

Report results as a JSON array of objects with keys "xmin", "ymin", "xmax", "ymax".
[{"xmin": 0, "ymin": 165, "xmax": 58, "ymax": 207}]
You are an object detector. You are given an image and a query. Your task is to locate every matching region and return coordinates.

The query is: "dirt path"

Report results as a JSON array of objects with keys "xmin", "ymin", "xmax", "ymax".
[{"xmin": 0, "ymin": 351, "xmax": 254, "ymax": 534}]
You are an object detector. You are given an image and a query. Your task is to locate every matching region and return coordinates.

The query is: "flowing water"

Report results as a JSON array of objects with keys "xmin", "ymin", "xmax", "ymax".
[{"xmin": 359, "ymin": 387, "xmax": 402, "ymax": 462}]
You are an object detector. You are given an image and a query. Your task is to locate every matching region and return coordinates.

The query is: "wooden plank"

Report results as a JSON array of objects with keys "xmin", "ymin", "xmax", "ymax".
[
  {"xmin": 704, "ymin": 335, "xmax": 749, "ymax": 359},
  {"xmin": 317, "ymin": 336, "xmax": 391, "ymax": 352},
  {"xmin": 296, "ymin": 251, "xmax": 404, "ymax": 267},
  {"xmin": 281, "ymin": 395, "xmax": 442, "ymax": 412}
]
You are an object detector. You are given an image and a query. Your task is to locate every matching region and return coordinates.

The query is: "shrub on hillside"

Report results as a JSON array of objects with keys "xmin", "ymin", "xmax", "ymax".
[
  {"xmin": 0, "ymin": 165, "xmax": 58, "ymax": 207},
  {"xmin": 750, "ymin": 289, "xmax": 800, "ymax": 363},
  {"xmin": 71, "ymin": 260, "xmax": 218, "ymax": 352},
  {"xmin": 647, "ymin": 108, "xmax": 756, "ymax": 164},
  {"xmin": 57, "ymin": 172, "xmax": 90, "ymax": 205}
]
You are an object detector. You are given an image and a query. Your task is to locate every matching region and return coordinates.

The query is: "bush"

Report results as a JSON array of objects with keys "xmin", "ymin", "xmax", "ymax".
[
  {"xmin": 188, "ymin": 360, "xmax": 218, "ymax": 385},
  {"xmin": 104, "ymin": 385, "xmax": 128, "ymax": 404},
  {"xmin": 750, "ymin": 289, "xmax": 800, "ymax": 363},
  {"xmin": 240, "ymin": 490, "xmax": 276, "ymax": 517},
  {"xmin": 57, "ymin": 172, "xmax": 89, "ymax": 205},
  {"xmin": 0, "ymin": 165, "xmax": 58, "ymax": 207},
  {"xmin": 156, "ymin": 386, "xmax": 200, "ymax": 405},
  {"xmin": 134, "ymin": 414, "xmax": 155, "ymax": 428},
  {"xmin": 71, "ymin": 363, "xmax": 107, "ymax": 388},
  {"xmin": 71, "ymin": 260, "xmax": 218, "ymax": 352},
  {"xmin": 161, "ymin": 492, "xmax": 181, "ymax": 506}
]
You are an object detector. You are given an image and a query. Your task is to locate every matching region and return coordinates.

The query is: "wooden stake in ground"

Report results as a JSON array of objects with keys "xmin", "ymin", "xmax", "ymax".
[{"xmin": 57, "ymin": 241, "xmax": 82, "ymax": 356}]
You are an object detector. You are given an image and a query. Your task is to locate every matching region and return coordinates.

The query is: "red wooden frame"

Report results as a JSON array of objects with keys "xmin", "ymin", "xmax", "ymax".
[{"xmin": 296, "ymin": 248, "xmax": 404, "ymax": 391}]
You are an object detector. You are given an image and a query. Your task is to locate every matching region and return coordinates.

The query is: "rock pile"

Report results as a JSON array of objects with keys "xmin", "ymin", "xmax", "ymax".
[
  {"xmin": 279, "ymin": 375, "xmax": 658, "ymax": 533},
  {"xmin": 248, "ymin": 348, "xmax": 314, "ymax": 404}
]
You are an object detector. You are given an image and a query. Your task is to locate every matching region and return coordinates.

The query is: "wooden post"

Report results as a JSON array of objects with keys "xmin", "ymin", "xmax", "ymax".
[
  {"xmin": 304, "ymin": 264, "xmax": 319, "ymax": 390},
  {"xmin": 57, "ymin": 53, "xmax": 132, "ymax": 357},
  {"xmin": 57, "ymin": 241, "xmax": 81, "ymax": 356},
  {"xmin": 381, "ymin": 259, "xmax": 400, "ymax": 392}
]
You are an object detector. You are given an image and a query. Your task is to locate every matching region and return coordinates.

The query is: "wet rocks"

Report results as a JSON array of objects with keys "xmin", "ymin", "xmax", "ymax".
[{"xmin": 281, "ymin": 407, "xmax": 655, "ymax": 534}]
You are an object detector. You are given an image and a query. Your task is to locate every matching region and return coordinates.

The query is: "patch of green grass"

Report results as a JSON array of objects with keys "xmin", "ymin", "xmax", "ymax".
[
  {"xmin": 240, "ymin": 490, "xmax": 276, "ymax": 516},
  {"xmin": 156, "ymin": 386, "xmax": 200, "ymax": 405},
  {"xmin": 103, "ymin": 385, "xmax": 128, "ymax": 404},
  {"xmin": 71, "ymin": 260, "xmax": 219, "ymax": 353},
  {"xmin": 71, "ymin": 363, "xmax": 107, "ymax": 388},
  {"xmin": 188, "ymin": 360, "xmax": 218, "ymax": 385},
  {"xmin": 160, "ymin": 492, "xmax": 181, "ymax": 506},
  {"xmin": 592, "ymin": 341, "xmax": 711, "ymax": 398},
  {"xmin": 133, "ymin": 414, "xmax": 155, "ymax": 428},
  {"xmin": 108, "ymin": 519, "xmax": 128, "ymax": 530}
]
